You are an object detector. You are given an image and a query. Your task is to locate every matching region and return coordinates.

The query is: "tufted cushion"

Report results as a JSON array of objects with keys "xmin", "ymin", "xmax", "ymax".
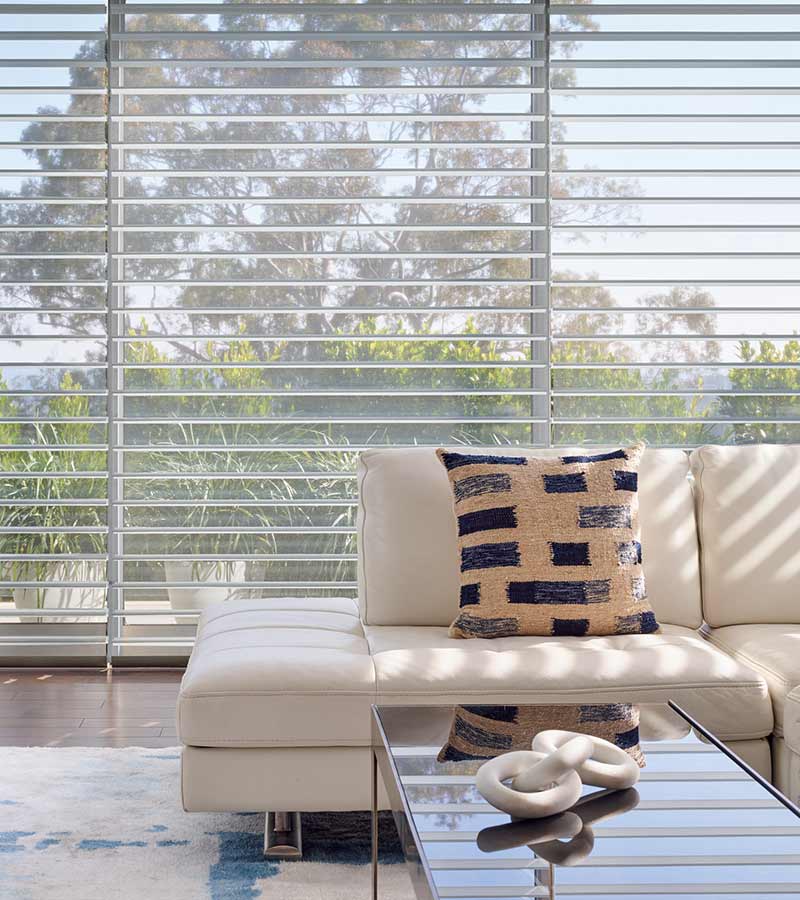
[
  {"xmin": 437, "ymin": 445, "xmax": 659, "ymax": 638},
  {"xmin": 177, "ymin": 598, "xmax": 376, "ymax": 748}
]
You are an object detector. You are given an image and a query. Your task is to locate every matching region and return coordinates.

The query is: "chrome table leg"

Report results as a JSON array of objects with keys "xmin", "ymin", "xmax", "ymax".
[{"xmin": 372, "ymin": 749, "xmax": 379, "ymax": 900}]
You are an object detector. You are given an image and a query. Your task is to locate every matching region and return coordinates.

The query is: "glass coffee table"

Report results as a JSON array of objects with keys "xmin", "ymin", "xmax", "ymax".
[{"xmin": 371, "ymin": 702, "xmax": 800, "ymax": 900}]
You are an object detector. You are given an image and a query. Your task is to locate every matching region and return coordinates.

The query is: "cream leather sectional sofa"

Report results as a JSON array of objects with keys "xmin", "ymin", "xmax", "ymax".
[{"xmin": 177, "ymin": 444, "xmax": 800, "ymax": 822}]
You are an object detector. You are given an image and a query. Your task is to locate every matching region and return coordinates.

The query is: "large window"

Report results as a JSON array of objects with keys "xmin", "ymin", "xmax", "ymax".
[{"xmin": 0, "ymin": 0, "xmax": 797, "ymax": 661}]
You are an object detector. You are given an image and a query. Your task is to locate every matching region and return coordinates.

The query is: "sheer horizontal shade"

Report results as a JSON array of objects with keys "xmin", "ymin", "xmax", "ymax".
[
  {"xmin": 0, "ymin": 0, "xmax": 797, "ymax": 660},
  {"xmin": 97, "ymin": 0, "xmax": 547, "ymax": 647}
]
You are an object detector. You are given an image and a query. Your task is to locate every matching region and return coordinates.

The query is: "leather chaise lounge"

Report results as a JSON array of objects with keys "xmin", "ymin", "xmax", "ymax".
[{"xmin": 177, "ymin": 444, "xmax": 800, "ymax": 848}]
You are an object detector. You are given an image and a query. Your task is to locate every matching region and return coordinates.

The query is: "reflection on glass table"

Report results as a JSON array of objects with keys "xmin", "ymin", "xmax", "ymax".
[{"xmin": 371, "ymin": 702, "xmax": 800, "ymax": 900}]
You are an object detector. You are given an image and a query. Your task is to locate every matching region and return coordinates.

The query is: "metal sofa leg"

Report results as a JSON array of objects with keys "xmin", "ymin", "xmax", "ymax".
[{"xmin": 264, "ymin": 811, "xmax": 303, "ymax": 859}]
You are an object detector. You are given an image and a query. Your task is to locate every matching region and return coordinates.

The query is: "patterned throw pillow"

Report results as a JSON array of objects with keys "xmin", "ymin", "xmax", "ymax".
[
  {"xmin": 436, "ymin": 445, "xmax": 659, "ymax": 638},
  {"xmin": 438, "ymin": 703, "xmax": 645, "ymax": 767}
]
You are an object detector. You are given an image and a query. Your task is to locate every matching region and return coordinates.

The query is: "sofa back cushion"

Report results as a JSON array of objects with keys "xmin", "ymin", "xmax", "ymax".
[
  {"xmin": 690, "ymin": 444, "xmax": 800, "ymax": 627},
  {"xmin": 358, "ymin": 447, "xmax": 702, "ymax": 629}
]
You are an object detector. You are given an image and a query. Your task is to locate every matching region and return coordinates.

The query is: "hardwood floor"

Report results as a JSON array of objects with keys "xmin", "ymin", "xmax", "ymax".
[{"xmin": 0, "ymin": 669, "xmax": 183, "ymax": 748}]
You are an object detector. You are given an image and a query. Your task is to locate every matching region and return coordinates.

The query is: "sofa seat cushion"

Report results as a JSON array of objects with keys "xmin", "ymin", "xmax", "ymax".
[
  {"xmin": 705, "ymin": 625, "xmax": 800, "ymax": 737},
  {"xmin": 366, "ymin": 623, "xmax": 772, "ymax": 742},
  {"xmin": 785, "ymin": 687, "xmax": 800, "ymax": 760},
  {"xmin": 177, "ymin": 598, "xmax": 376, "ymax": 748}
]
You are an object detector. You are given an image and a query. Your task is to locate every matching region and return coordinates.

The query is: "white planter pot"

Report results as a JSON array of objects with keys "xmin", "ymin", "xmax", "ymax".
[
  {"xmin": 12, "ymin": 560, "xmax": 106, "ymax": 624},
  {"xmin": 165, "ymin": 560, "xmax": 247, "ymax": 623}
]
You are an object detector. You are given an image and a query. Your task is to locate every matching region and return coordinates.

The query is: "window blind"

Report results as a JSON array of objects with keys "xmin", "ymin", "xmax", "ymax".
[
  {"xmin": 0, "ymin": 1, "xmax": 108, "ymax": 652},
  {"xmin": 1, "ymin": 1, "xmax": 798, "ymax": 660},
  {"xmin": 108, "ymin": 0, "xmax": 548, "ymax": 649},
  {"xmin": 549, "ymin": 1, "xmax": 800, "ymax": 447}
]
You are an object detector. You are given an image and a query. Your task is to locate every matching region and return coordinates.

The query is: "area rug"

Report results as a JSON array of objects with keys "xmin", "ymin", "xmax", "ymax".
[{"xmin": 0, "ymin": 747, "xmax": 412, "ymax": 900}]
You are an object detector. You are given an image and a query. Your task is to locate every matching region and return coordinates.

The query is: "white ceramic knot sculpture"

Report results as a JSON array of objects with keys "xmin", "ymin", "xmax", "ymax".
[
  {"xmin": 532, "ymin": 730, "xmax": 641, "ymax": 791},
  {"xmin": 475, "ymin": 730, "xmax": 640, "ymax": 819}
]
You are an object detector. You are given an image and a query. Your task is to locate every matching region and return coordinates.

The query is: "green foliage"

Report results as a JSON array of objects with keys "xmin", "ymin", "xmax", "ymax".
[
  {"xmin": 4, "ymin": 323, "xmax": 796, "ymax": 580},
  {"xmin": 551, "ymin": 338, "xmax": 717, "ymax": 447},
  {"xmin": 0, "ymin": 375, "xmax": 106, "ymax": 597},
  {"xmin": 720, "ymin": 339, "xmax": 800, "ymax": 444}
]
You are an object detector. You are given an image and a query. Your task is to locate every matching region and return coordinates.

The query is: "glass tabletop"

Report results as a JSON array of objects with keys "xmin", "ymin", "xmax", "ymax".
[{"xmin": 371, "ymin": 702, "xmax": 800, "ymax": 900}]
